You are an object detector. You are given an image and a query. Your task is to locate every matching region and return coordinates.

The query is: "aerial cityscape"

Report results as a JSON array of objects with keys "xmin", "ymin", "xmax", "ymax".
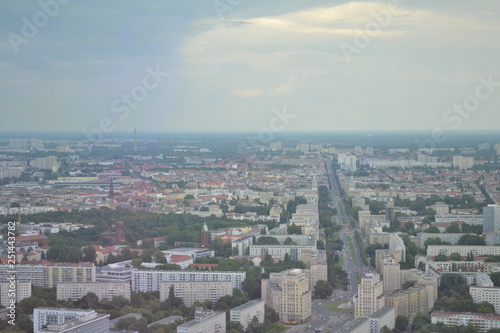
[{"xmin": 1, "ymin": 1, "xmax": 500, "ymax": 333}]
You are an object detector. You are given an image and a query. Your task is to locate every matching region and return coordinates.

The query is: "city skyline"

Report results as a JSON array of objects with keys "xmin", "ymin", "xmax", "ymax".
[{"xmin": 1, "ymin": 1, "xmax": 499, "ymax": 135}]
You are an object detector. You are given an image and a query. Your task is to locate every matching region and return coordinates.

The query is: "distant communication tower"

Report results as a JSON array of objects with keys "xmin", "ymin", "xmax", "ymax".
[
  {"xmin": 134, "ymin": 127, "xmax": 137, "ymax": 151},
  {"xmin": 108, "ymin": 178, "xmax": 115, "ymax": 200}
]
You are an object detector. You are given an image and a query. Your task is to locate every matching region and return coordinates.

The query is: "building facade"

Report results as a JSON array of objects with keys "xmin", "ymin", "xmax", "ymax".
[
  {"xmin": 0, "ymin": 281, "xmax": 31, "ymax": 307},
  {"xmin": 160, "ymin": 281, "xmax": 232, "ymax": 306},
  {"xmin": 230, "ymin": 300, "xmax": 265, "ymax": 330},
  {"xmin": 33, "ymin": 308, "xmax": 109, "ymax": 333},
  {"xmin": 56, "ymin": 282, "xmax": 130, "ymax": 301},
  {"xmin": 355, "ymin": 273, "xmax": 385, "ymax": 318},
  {"xmin": 132, "ymin": 270, "xmax": 245, "ymax": 292},
  {"xmin": 177, "ymin": 309, "xmax": 225, "ymax": 333},
  {"xmin": 261, "ymin": 269, "xmax": 311, "ymax": 323}
]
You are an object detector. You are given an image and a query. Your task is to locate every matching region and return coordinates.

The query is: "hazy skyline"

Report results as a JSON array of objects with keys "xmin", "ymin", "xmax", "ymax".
[{"xmin": 1, "ymin": 0, "xmax": 500, "ymax": 135}]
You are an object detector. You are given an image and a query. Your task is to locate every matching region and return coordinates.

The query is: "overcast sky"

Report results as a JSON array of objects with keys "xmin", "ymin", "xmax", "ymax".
[{"xmin": 1, "ymin": 0, "xmax": 499, "ymax": 135}]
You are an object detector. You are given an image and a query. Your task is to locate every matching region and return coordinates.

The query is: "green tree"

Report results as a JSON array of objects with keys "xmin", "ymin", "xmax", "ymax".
[
  {"xmin": 287, "ymin": 223, "xmax": 302, "ymax": 235},
  {"xmin": 426, "ymin": 226, "xmax": 441, "ymax": 233},
  {"xmin": 434, "ymin": 253, "xmax": 448, "ymax": 261},
  {"xmin": 313, "ymin": 280, "xmax": 333, "ymax": 299},
  {"xmin": 450, "ymin": 252, "xmax": 462, "ymax": 261},
  {"xmin": 395, "ymin": 315, "xmax": 409, "ymax": 331},
  {"xmin": 402, "ymin": 281, "xmax": 416, "ymax": 289}
]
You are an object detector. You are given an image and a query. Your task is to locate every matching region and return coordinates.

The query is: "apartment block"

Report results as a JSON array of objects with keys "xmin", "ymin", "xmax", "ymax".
[
  {"xmin": 470, "ymin": 286, "xmax": 500, "ymax": 313},
  {"xmin": 0, "ymin": 262, "xmax": 95, "ymax": 288},
  {"xmin": 384, "ymin": 285, "xmax": 431, "ymax": 321},
  {"xmin": 132, "ymin": 270, "xmax": 245, "ymax": 292},
  {"xmin": 388, "ymin": 234, "xmax": 406, "ymax": 262},
  {"xmin": 56, "ymin": 282, "xmax": 130, "ymax": 301},
  {"xmin": 249, "ymin": 245, "xmax": 316, "ymax": 261},
  {"xmin": 427, "ymin": 245, "xmax": 500, "ymax": 258},
  {"xmin": 355, "ymin": 273, "xmax": 385, "ymax": 318},
  {"xmin": 230, "ymin": 300, "xmax": 265, "ymax": 330},
  {"xmin": 368, "ymin": 307, "xmax": 396, "ymax": 333},
  {"xmin": 382, "ymin": 258, "xmax": 401, "ymax": 293},
  {"xmin": 418, "ymin": 233, "xmax": 475, "ymax": 248},
  {"xmin": 177, "ymin": 308, "xmax": 225, "ymax": 333},
  {"xmin": 159, "ymin": 281, "xmax": 232, "ymax": 306},
  {"xmin": 33, "ymin": 308, "xmax": 109, "ymax": 333},
  {"xmin": 0, "ymin": 281, "xmax": 31, "ymax": 307},
  {"xmin": 261, "ymin": 269, "xmax": 311, "ymax": 323},
  {"xmin": 432, "ymin": 311, "xmax": 500, "ymax": 332},
  {"xmin": 483, "ymin": 205, "xmax": 500, "ymax": 233}
]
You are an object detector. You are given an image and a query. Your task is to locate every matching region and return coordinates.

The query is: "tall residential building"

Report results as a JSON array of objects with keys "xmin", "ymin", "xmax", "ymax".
[
  {"xmin": 355, "ymin": 273, "xmax": 385, "ymax": 318},
  {"xmin": 56, "ymin": 282, "xmax": 131, "ymax": 301},
  {"xmin": 160, "ymin": 281, "xmax": 232, "ymax": 306},
  {"xmin": 382, "ymin": 258, "xmax": 401, "ymax": 293},
  {"xmin": 0, "ymin": 281, "xmax": 31, "ymax": 307},
  {"xmin": 0, "ymin": 262, "xmax": 96, "ymax": 288},
  {"xmin": 470, "ymin": 286, "xmax": 500, "ymax": 313},
  {"xmin": 230, "ymin": 300, "xmax": 265, "ymax": 330},
  {"xmin": 452, "ymin": 155, "xmax": 474, "ymax": 170},
  {"xmin": 177, "ymin": 308, "xmax": 225, "ymax": 333},
  {"xmin": 261, "ymin": 269, "xmax": 311, "ymax": 323},
  {"xmin": 132, "ymin": 270, "xmax": 245, "ymax": 292},
  {"xmin": 483, "ymin": 205, "xmax": 500, "ymax": 233},
  {"xmin": 386, "ymin": 202, "xmax": 396, "ymax": 229},
  {"xmin": 431, "ymin": 202, "xmax": 449, "ymax": 215},
  {"xmin": 388, "ymin": 234, "xmax": 406, "ymax": 262},
  {"xmin": 33, "ymin": 308, "xmax": 109, "ymax": 333}
]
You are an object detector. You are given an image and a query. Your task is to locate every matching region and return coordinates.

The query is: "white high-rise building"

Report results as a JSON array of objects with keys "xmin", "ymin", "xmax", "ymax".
[
  {"xmin": 160, "ymin": 281, "xmax": 232, "ymax": 306},
  {"xmin": 483, "ymin": 205, "xmax": 500, "ymax": 233},
  {"xmin": 56, "ymin": 282, "xmax": 130, "ymax": 301}
]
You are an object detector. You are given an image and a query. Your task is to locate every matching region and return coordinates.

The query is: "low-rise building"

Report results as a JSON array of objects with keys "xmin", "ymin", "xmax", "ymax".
[
  {"xmin": 33, "ymin": 308, "xmax": 109, "ymax": 333},
  {"xmin": 431, "ymin": 311, "xmax": 500, "ymax": 332},
  {"xmin": 177, "ymin": 308, "xmax": 225, "ymax": 333},
  {"xmin": 336, "ymin": 317, "xmax": 370, "ymax": 333}
]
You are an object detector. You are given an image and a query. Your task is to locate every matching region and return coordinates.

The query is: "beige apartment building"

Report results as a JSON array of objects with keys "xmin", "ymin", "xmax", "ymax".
[
  {"xmin": 56, "ymin": 282, "xmax": 130, "ymax": 301},
  {"xmin": 355, "ymin": 273, "xmax": 385, "ymax": 318},
  {"xmin": 262, "ymin": 269, "xmax": 311, "ymax": 323},
  {"xmin": 385, "ymin": 285, "xmax": 431, "ymax": 321},
  {"xmin": 160, "ymin": 281, "xmax": 232, "ymax": 306}
]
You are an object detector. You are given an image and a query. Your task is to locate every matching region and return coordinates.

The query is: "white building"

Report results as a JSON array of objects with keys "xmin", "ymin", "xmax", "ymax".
[
  {"xmin": 389, "ymin": 234, "xmax": 406, "ymax": 262},
  {"xmin": 432, "ymin": 311, "xmax": 500, "ymax": 332},
  {"xmin": 33, "ymin": 308, "xmax": 109, "ymax": 333},
  {"xmin": 230, "ymin": 300, "xmax": 265, "ymax": 330},
  {"xmin": 160, "ymin": 281, "xmax": 232, "ymax": 306},
  {"xmin": 249, "ymin": 245, "xmax": 316, "ymax": 261},
  {"xmin": 427, "ymin": 245, "xmax": 500, "ymax": 258},
  {"xmin": 132, "ymin": 270, "xmax": 245, "ymax": 292},
  {"xmin": 470, "ymin": 286, "xmax": 500, "ymax": 313},
  {"xmin": 56, "ymin": 282, "xmax": 130, "ymax": 301}
]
